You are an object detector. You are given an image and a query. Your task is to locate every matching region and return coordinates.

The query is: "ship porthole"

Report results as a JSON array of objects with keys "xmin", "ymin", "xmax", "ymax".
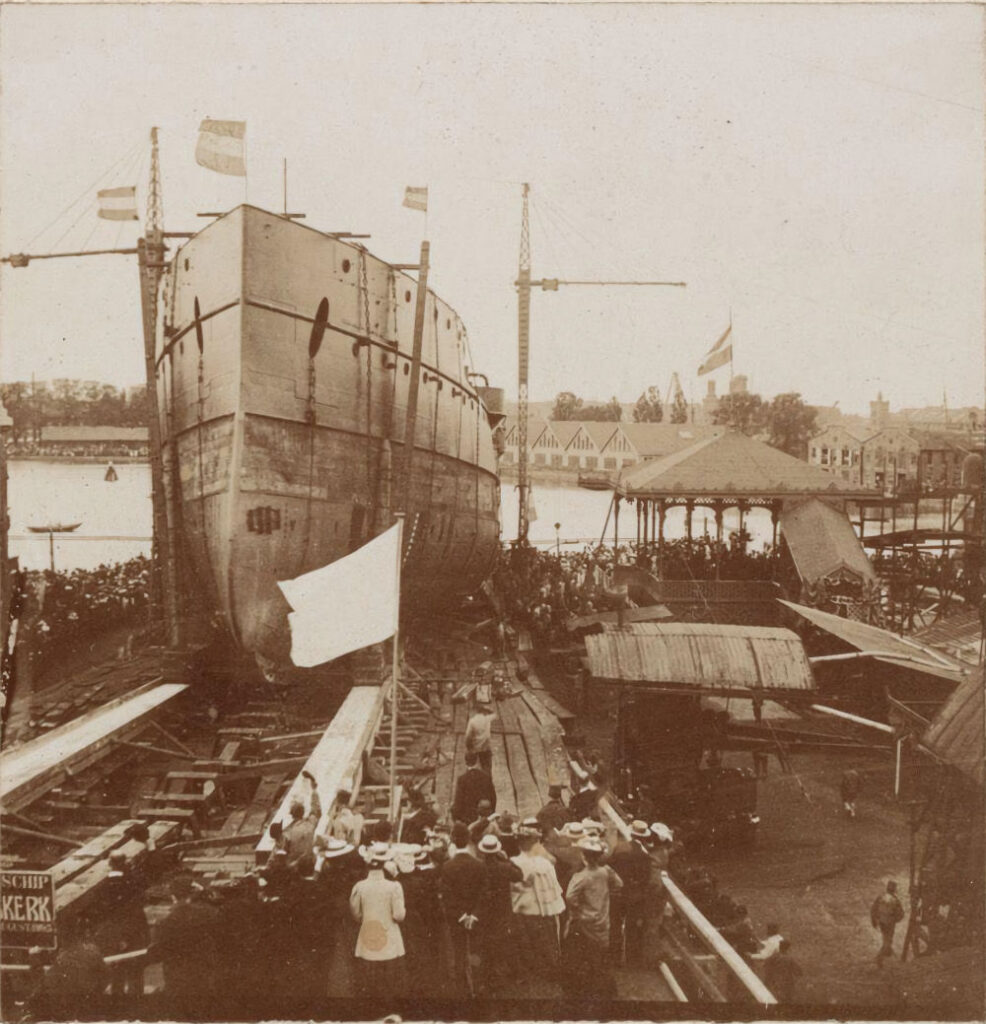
[
  {"xmin": 309, "ymin": 297, "xmax": 329, "ymax": 358},
  {"xmin": 341, "ymin": 258, "xmax": 352, "ymax": 274}
]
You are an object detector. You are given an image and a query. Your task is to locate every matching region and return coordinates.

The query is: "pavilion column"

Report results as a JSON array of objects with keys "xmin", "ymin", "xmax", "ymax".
[
  {"xmin": 685, "ymin": 500, "xmax": 694, "ymax": 542},
  {"xmin": 714, "ymin": 502, "xmax": 725, "ymax": 543},
  {"xmin": 614, "ymin": 496, "xmax": 620, "ymax": 551},
  {"xmin": 658, "ymin": 501, "xmax": 666, "ymax": 550},
  {"xmin": 636, "ymin": 500, "xmax": 642, "ymax": 549},
  {"xmin": 650, "ymin": 501, "xmax": 657, "ymax": 552},
  {"xmin": 738, "ymin": 501, "xmax": 748, "ymax": 551},
  {"xmin": 771, "ymin": 501, "xmax": 781, "ymax": 547}
]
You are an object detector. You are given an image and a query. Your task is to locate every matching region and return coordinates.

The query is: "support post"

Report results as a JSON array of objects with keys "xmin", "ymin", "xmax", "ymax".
[
  {"xmin": 613, "ymin": 497, "xmax": 619, "ymax": 552},
  {"xmin": 685, "ymin": 500, "xmax": 694, "ymax": 542},
  {"xmin": 389, "ymin": 513, "xmax": 406, "ymax": 832}
]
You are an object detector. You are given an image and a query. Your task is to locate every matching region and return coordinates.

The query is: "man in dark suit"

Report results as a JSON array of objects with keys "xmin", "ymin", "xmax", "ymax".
[
  {"xmin": 451, "ymin": 751, "xmax": 496, "ymax": 825},
  {"xmin": 606, "ymin": 820, "xmax": 654, "ymax": 965},
  {"xmin": 441, "ymin": 823, "xmax": 488, "ymax": 996}
]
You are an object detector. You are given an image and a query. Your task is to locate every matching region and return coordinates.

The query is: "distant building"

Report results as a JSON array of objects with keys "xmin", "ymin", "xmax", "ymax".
[
  {"xmin": 914, "ymin": 432, "xmax": 972, "ymax": 491},
  {"xmin": 808, "ymin": 424, "xmax": 867, "ymax": 485},
  {"xmin": 861, "ymin": 427, "xmax": 920, "ymax": 493},
  {"xmin": 869, "ymin": 392, "xmax": 891, "ymax": 431}
]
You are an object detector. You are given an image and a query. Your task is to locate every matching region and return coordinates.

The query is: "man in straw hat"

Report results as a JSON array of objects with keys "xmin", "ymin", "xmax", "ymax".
[
  {"xmin": 562, "ymin": 836, "xmax": 622, "ymax": 998},
  {"xmin": 606, "ymin": 820, "xmax": 653, "ymax": 965},
  {"xmin": 477, "ymin": 833, "xmax": 523, "ymax": 992},
  {"xmin": 349, "ymin": 842, "xmax": 407, "ymax": 999}
]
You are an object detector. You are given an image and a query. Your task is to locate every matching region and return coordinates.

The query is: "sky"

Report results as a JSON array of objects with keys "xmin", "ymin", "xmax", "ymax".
[{"xmin": 1, "ymin": 3, "xmax": 983, "ymax": 416}]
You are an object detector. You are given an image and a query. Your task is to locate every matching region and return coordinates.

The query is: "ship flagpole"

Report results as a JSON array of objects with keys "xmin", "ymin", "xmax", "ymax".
[{"xmin": 389, "ymin": 512, "xmax": 406, "ymax": 834}]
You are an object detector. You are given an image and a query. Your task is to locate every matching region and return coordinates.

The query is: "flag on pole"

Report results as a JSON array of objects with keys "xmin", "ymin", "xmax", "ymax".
[
  {"xmin": 277, "ymin": 524, "xmax": 401, "ymax": 668},
  {"xmin": 96, "ymin": 186, "xmax": 138, "ymax": 221},
  {"xmin": 195, "ymin": 119, "xmax": 246, "ymax": 177},
  {"xmin": 402, "ymin": 186, "xmax": 428, "ymax": 212},
  {"xmin": 698, "ymin": 324, "xmax": 732, "ymax": 376}
]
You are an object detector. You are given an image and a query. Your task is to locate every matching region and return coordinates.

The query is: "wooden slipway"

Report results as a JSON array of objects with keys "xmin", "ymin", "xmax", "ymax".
[{"xmin": 0, "ymin": 682, "xmax": 188, "ymax": 811}]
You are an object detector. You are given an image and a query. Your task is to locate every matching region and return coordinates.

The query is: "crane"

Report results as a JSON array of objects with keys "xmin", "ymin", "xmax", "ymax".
[{"xmin": 514, "ymin": 183, "xmax": 686, "ymax": 544}]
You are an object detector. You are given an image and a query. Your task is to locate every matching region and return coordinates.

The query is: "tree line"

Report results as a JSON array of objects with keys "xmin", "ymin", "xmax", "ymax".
[
  {"xmin": 550, "ymin": 387, "xmax": 817, "ymax": 458},
  {"xmin": 0, "ymin": 380, "xmax": 149, "ymax": 441}
]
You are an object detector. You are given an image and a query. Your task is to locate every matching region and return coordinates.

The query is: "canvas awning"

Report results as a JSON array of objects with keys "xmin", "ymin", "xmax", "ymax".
[
  {"xmin": 779, "ymin": 600, "xmax": 965, "ymax": 684},
  {"xmin": 584, "ymin": 622, "xmax": 815, "ymax": 693},
  {"xmin": 780, "ymin": 498, "xmax": 878, "ymax": 587}
]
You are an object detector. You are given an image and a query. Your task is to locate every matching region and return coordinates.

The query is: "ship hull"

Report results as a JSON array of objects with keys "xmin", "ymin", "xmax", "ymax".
[{"xmin": 156, "ymin": 206, "xmax": 500, "ymax": 664}]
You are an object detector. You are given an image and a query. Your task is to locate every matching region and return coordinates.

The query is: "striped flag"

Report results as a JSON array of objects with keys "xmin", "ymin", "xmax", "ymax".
[
  {"xmin": 97, "ymin": 186, "xmax": 138, "ymax": 221},
  {"xmin": 403, "ymin": 186, "xmax": 428, "ymax": 212},
  {"xmin": 195, "ymin": 119, "xmax": 246, "ymax": 177},
  {"xmin": 698, "ymin": 324, "xmax": 732, "ymax": 376}
]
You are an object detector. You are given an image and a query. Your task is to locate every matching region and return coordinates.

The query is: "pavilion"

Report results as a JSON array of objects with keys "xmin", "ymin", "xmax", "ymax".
[{"xmin": 611, "ymin": 430, "xmax": 879, "ymax": 550}]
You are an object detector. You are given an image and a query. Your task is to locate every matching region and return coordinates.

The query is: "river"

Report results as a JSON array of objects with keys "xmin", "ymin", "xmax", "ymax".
[{"xmin": 8, "ymin": 460, "xmax": 944, "ymax": 571}]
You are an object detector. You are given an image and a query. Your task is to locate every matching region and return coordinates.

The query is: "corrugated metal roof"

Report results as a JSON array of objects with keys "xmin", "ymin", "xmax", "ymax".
[
  {"xmin": 779, "ymin": 600, "xmax": 965, "ymax": 683},
  {"xmin": 922, "ymin": 667, "xmax": 984, "ymax": 788},
  {"xmin": 584, "ymin": 622, "xmax": 815, "ymax": 691},
  {"xmin": 780, "ymin": 498, "xmax": 878, "ymax": 587},
  {"xmin": 619, "ymin": 431, "xmax": 877, "ymax": 499}
]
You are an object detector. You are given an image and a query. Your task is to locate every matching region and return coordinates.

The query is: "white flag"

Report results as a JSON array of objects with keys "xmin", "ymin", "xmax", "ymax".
[
  {"xmin": 97, "ymin": 186, "xmax": 138, "ymax": 221},
  {"xmin": 277, "ymin": 523, "xmax": 401, "ymax": 668},
  {"xmin": 403, "ymin": 186, "xmax": 428, "ymax": 212},
  {"xmin": 196, "ymin": 119, "xmax": 246, "ymax": 177}
]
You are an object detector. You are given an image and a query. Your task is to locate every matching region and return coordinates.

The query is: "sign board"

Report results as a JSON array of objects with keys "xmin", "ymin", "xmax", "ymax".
[{"xmin": 1, "ymin": 871, "xmax": 56, "ymax": 949}]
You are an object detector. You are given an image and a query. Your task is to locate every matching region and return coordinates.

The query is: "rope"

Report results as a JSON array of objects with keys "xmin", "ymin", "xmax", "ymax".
[{"xmin": 24, "ymin": 135, "xmax": 144, "ymax": 250}]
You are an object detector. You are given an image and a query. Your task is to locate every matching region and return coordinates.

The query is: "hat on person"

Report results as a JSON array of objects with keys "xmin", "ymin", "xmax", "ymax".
[
  {"xmin": 629, "ymin": 820, "xmax": 651, "ymax": 840},
  {"xmin": 577, "ymin": 836, "xmax": 605, "ymax": 854},
  {"xmin": 478, "ymin": 834, "xmax": 503, "ymax": 855},
  {"xmin": 319, "ymin": 836, "xmax": 354, "ymax": 859},
  {"xmin": 359, "ymin": 841, "xmax": 392, "ymax": 865},
  {"xmin": 581, "ymin": 818, "xmax": 605, "ymax": 835},
  {"xmin": 560, "ymin": 821, "xmax": 585, "ymax": 839},
  {"xmin": 650, "ymin": 822, "xmax": 674, "ymax": 843},
  {"xmin": 107, "ymin": 851, "xmax": 127, "ymax": 877}
]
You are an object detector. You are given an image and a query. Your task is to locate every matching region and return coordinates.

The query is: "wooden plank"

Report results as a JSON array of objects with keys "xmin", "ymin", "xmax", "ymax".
[
  {"xmin": 453, "ymin": 701, "xmax": 468, "ymax": 734},
  {"xmin": 496, "ymin": 695, "xmax": 524, "ymax": 735},
  {"xmin": 57, "ymin": 821, "xmax": 180, "ymax": 913},
  {"xmin": 504, "ymin": 733, "xmax": 541, "ymax": 819},
  {"xmin": 0, "ymin": 682, "xmax": 187, "ymax": 811},
  {"xmin": 256, "ymin": 685, "xmax": 386, "ymax": 858},
  {"xmin": 49, "ymin": 820, "xmax": 142, "ymax": 887},
  {"xmin": 488, "ymin": 733, "xmax": 517, "ymax": 817},
  {"xmin": 518, "ymin": 721, "xmax": 553, "ymax": 809}
]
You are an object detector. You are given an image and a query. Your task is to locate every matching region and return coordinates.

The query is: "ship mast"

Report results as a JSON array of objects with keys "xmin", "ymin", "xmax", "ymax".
[{"xmin": 136, "ymin": 127, "xmax": 181, "ymax": 649}]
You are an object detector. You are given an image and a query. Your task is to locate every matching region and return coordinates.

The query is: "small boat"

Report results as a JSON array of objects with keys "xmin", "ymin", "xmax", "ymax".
[
  {"xmin": 27, "ymin": 523, "xmax": 82, "ymax": 534},
  {"xmin": 104, "ymin": 462, "xmax": 118, "ymax": 482}
]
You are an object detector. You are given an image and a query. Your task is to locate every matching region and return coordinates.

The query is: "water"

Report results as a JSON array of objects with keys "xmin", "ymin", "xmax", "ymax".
[
  {"xmin": 8, "ymin": 460, "xmax": 949, "ymax": 572},
  {"xmin": 499, "ymin": 478, "xmax": 778, "ymax": 550},
  {"xmin": 7, "ymin": 460, "xmax": 152, "ymax": 571}
]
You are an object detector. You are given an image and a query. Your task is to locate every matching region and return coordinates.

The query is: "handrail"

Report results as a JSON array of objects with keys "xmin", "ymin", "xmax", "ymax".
[
  {"xmin": 593, "ymin": 789, "xmax": 776, "ymax": 1005},
  {"xmin": 661, "ymin": 871, "xmax": 776, "ymax": 1005}
]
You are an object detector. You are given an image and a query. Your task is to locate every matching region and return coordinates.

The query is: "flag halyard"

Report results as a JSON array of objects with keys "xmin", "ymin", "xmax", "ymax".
[
  {"xmin": 277, "ymin": 523, "xmax": 401, "ymax": 668},
  {"xmin": 196, "ymin": 119, "xmax": 247, "ymax": 177},
  {"xmin": 97, "ymin": 186, "xmax": 138, "ymax": 221}
]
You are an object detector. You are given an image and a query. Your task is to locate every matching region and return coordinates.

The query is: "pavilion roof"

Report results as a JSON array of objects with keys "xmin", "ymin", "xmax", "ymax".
[{"xmin": 618, "ymin": 430, "xmax": 879, "ymax": 501}]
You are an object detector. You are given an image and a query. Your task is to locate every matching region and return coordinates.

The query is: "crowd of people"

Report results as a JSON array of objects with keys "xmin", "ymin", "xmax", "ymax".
[
  {"xmin": 491, "ymin": 535, "xmax": 782, "ymax": 643},
  {"xmin": 7, "ymin": 440, "xmax": 148, "ymax": 459},
  {"xmin": 21, "ymin": 556, "xmax": 152, "ymax": 671}
]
